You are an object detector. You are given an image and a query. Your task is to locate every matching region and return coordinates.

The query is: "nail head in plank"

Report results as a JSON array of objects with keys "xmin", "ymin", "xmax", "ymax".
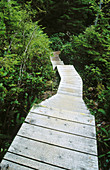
[
  {"xmin": 25, "ymin": 113, "xmax": 96, "ymax": 139},
  {"xmin": 1, "ymin": 160, "xmax": 33, "ymax": 170},
  {"xmin": 3, "ymin": 153, "xmax": 63, "ymax": 170},
  {"xmin": 18, "ymin": 123, "xmax": 97, "ymax": 155},
  {"xmin": 31, "ymin": 106, "xmax": 95, "ymax": 126},
  {"xmin": 8, "ymin": 136, "xmax": 98, "ymax": 170}
]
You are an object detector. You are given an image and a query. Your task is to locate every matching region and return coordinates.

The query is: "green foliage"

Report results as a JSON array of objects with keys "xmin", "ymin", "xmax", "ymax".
[
  {"xmin": 50, "ymin": 32, "xmax": 68, "ymax": 51},
  {"xmin": 27, "ymin": 0, "xmax": 95, "ymax": 36},
  {"xmin": 0, "ymin": 0, "xmax": 53, "ymax": 161},
  {"xmin": 60, "ymin": 14, "xmax": 110, "ymax": 169}
]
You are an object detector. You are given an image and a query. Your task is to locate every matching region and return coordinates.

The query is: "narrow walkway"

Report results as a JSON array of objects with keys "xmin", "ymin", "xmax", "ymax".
[{"xmin": 1, "ymin": 52, "xmax": 98, "ymax": 169}]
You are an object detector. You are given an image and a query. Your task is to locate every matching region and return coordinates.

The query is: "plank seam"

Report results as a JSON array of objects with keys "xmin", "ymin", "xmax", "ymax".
[
  {"xmin": 17, "ymin": 134, "xmax": 97, "ymax": 156},
  {"xmin": 24, "ymin": 121, "xmax": 96, "ymax": 140},
  {"xmin": 5, "ymin": 152, "xmax": 69, "ymax": 170},
  {"xmin": 3, "ymin": 158, "xmax": 36, "ymax": 170},
  {"xmin": 57, "ymin": 91, "xmax": 82, "ymax": 97},
  {"xmin": 30, "ymin": 111, "xmax": 95, "ymax": 127}
]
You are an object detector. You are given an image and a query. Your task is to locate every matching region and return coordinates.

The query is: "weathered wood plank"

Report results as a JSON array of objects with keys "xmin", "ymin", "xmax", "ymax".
[
  {"xmin": 40, "ymin": 99, "xmax": 88, "ymax": 112},
  {"xmin": 57, "ymin": 65, "xmax": 74, "ymax": 69},
  {"xmin": 41, "ymin": 96, "xmax": 89, "ymax": 113},
  {"xmin": 58, "ymin": 90, "xmax": 82, "ymax": 97},
  {"xmin": 51, "ymin": 60, "xmax": 64, "ymax": 69},
  {"xmin": 51, "ymin": 61, "xmax": 64, "ymax": 65},
  {"xmin": 60, "ymin": 85, "xmax": 82, "ymax": 90},
  {"xmin": 61, "ymin": 79, "xmax": 82, "ymax": 86},
  {"xmin": 3, "ymin": 153, "xmax": 63, "ymax": 170},
  {"xmin": 41, "ymin": 99, "xmax": 87, "ymax": 111},
  {"xmin": 58, "ymin": 85, "xmax": 82, "ymax": 90},
  {"xmin": 42, "ymin": 94, "xmax": 86, "ymax": 107},
  {"xmin": 57, "ymin": 66, "xmax": 80, "ymax": 75},
  {"xmin": 59, "ymin": 83, "xmax": 82, "ymax": 89},
  {"xmin": 58, "ymin": 86, "xmax": 82, "ymax": 93},
  {"xmin": 18, "ymin": 123, "xmax": 97, "ymax": 155},
  {"xmin": 1, "ymin": 160, "xmax": 33, "ymax": 170},
  {"xmin": 50, "ymin": 56, "xmax": 61, "ymax": 61},
  {"xmin": 7, "ymin": 136, "xmax": 98, "ymax": 170},
  {"xmin": 44, "ymin": 93, "xmax": 84, "ymax": 102},
  {"xmin": 31, "ymin": 105, "xmax": 95, "ymax": 126},
  {"xmin": 25, "ymin": 113, "xmax": 96, "ymax": 139}
]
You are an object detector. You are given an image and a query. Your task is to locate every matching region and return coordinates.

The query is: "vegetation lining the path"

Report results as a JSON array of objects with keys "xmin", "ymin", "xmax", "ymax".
[{"xmin": 0, "ymin": 0, "xmax": 56, "ymax": 161}]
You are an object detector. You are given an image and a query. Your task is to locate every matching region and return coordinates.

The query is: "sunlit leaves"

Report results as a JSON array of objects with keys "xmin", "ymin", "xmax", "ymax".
[{"xmin": 0, "ymin": 0, "xmax": 53, "ymax": 161}]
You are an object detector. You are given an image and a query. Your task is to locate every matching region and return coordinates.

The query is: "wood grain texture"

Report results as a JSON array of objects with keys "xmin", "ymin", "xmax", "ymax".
[
  {"xmin": 7, "ymin": 136, "xmax": 98, "ymax": 170},
  {"xmin": 31, "ymin": 105, "xmax": 95, "ymax": 126},
  {"xmin": 25, "ymin": 112, "xmax": 96, "ymax": 139},
  {"xmin": 18, "ymin": 123, "xmax": 97, "ymax": 155},
  {"xmin": 3, "ymin": 153, "xmax": 63, "ymax": 170},
  {"xmin": 1, "ymin": 160, "xmax": 32, "ymax": 170}
]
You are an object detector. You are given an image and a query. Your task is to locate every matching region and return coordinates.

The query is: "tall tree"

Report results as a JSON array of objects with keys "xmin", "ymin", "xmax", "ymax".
[
  {"xmin": 15, "ymin": 0, "xmax": 95, "ymax": 36},
  {"xmin": 38, "ymin": 0, "xmax": 95, "ymax": 35}
]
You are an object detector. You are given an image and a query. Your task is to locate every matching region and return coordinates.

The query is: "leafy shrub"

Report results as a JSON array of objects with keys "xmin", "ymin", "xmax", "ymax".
[
  {"xmin": 50, "ymin": 32, "xmax": 69, "ymax": 51},
  {"xmin": 61, "ymin": 24, "xmax": 110, "ymax": 169},
  {"xmin": 0, "ymin": 0, "xmax": 54, "ymax": 160}
]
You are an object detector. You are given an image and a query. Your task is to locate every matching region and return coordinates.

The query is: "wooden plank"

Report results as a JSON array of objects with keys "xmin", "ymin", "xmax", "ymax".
[
  {"xmin": 51, "ymin": 61, "xmax": 64, "ymax": 64},
  {"xmin": 58, "ymin": 86, "xmax": 82, "ymax": 93},
  {"xmin": 58, "ymin": 72, "xmax": 79, "ymax": 76},
  {"xmin": 57, "ymin": 90, "xmax": 82, "ymax": 97},
  {"xmin": 3, "ymin": 153, "xmax": 63, "ymax": 170},
  {"xmin": 58, "ymin": 87, "xmax": 82, "ymax": 94},
  {"xmin": 59, "ymin": 81, "xmax": 82, "ymax": 86},
  {"xmin": 61, "ymin": 79, "xmax": 82, "ymax": 85},
  {"xmin": 57, "ymin": 65, "xmax": 74, "ymax": 70},
  {"xmin": 59, "ymin": 74, "xmax": 80, "ymax": 78},
  {"xmin": 50, "ymin": 56, "xmax": 61, "ymax": 61},
  {"xmin": 59, "ymin": 71, "xmax": 79, "ymax": 74},
  {"xmin": 40, "ymin": 97, "xmax": 89, "ymax": 113},
  {"xmin": 51, "ymin": 61, "xmax": 64, "ymax": 70},
  {"xmin": 41, "ymin": 98, "xmax": 88, "ymax": 111},
  {"xmin": 1, "ymin": 160, "xmax": 32, "ymax": 170},
  {"xmin": 60, "ymin": 77, "xmax": 81, "ymax": 82},
  {"xmin": 61, "ymin": 81, "xmax": 82, "ymax": 86},
  {"xmin": 31, "ymin": 105, "xmax": 95, "ymax": 126},
  {"xmin": 43, "ymin": 94, "xmax": 86, "ymax": 107},
  {"xmin": 41, "ymin": 93, "xmax": 86, "ymax": 104},
  {"xmin": 58, "ymin": 87, "xmax": 82, "ymax": 93},
  {"xmin": 57, "ymin": 66, "xmax": 80, "ymax": 76},
  {"xmin": 45, "ymin": 93, "xmax": 83, "ymax": 101},
  {"xmin": 18, "ymin": 123, "xmax": 97, "ymax": 155},
  {"xmin": 38, "ymin": 103, "xmax": 89, "ymax": 115},
  {"xmin": 57, "ymin": 88, "xmax": 82, "ymax": 96},
  {"xmin": 7, "ymin": 136, "xmax": 98, "ymax": 170},
  {"xmin": 59, "ymin": 83, "xmax": 82, "ymax": 88},
  {"xmin": 25, "ymin": 113, "xmax": 96, "ymax": 139}
]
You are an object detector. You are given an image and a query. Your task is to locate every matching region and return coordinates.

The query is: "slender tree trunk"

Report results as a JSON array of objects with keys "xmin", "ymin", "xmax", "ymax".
[{"xmin": 95, "ymin": 0, "xmax": 103, "ymax": 25}]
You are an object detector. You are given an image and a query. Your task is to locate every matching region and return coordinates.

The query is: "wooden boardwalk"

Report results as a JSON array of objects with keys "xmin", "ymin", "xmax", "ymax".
[{"xmin": 1, "ymin": 52, "xmax": 98, "ymax": 169}]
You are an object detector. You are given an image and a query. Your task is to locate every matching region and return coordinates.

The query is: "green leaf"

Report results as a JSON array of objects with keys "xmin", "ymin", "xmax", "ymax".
[
  {"xmin": 101, "ymin": 127, "xmax": 108, "ymax": 136},
  {"xmin": 98, "ymin": 108, "xmax": 106, "ymax": 115},
  {"xmin": 99, "ymin": 154, "xmax": 106, "ymax": 158}
]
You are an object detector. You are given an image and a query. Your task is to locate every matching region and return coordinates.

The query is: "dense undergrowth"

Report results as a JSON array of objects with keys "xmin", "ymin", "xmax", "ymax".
[
  {"xmin": 50, "ymin": 23, "xmax": 110, "ymax": 169},
  {"xmin": 0, "ymin": 1, "xmax": 55, "ymax": 161}
]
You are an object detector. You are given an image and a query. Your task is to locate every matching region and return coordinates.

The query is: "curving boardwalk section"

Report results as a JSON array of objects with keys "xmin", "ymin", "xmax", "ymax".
[{"xmin": 1, "ymin": 52, "xmax": 98, "ymax": 169}]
